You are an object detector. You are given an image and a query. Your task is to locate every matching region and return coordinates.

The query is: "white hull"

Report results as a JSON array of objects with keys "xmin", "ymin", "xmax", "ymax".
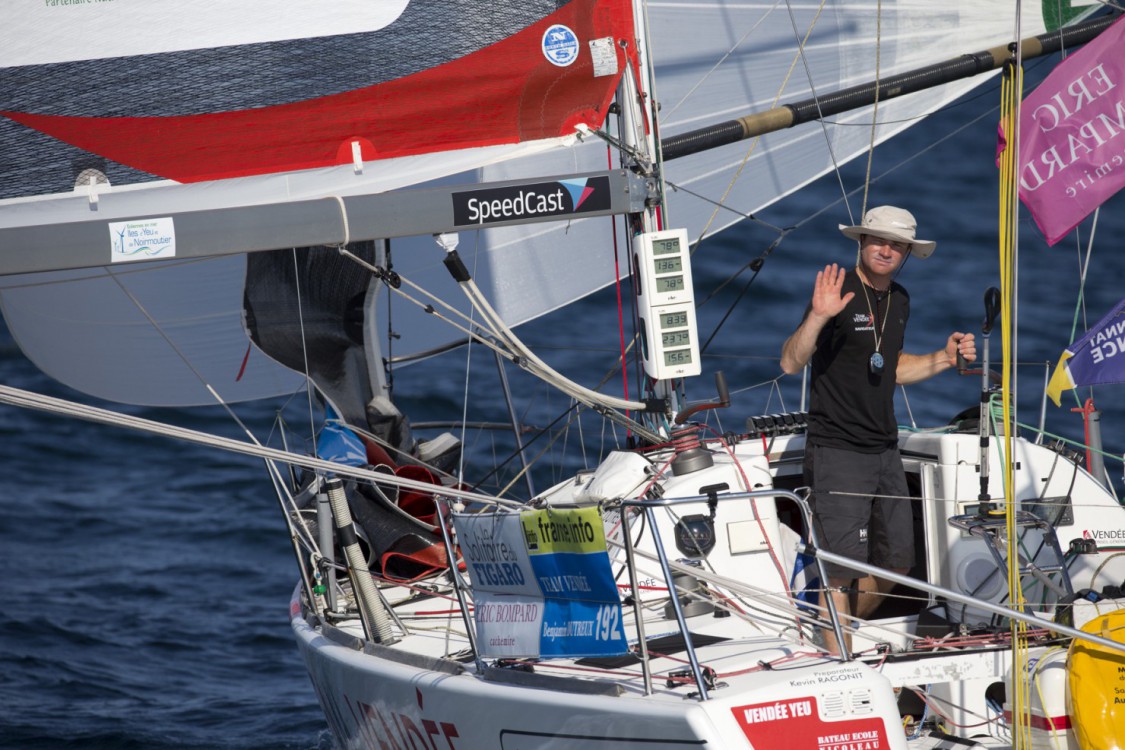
[
  {"xmin": 293, "ymin": 597, "xmax": 908, "ymax": 749},
  {"xmin": 292, "ymin": 426, "xmax": 1125, "ymax": 749}
]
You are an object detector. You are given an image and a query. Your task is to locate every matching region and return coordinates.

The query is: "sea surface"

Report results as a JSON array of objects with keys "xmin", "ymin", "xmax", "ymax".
[{"xmin": 3, "ymin": 55, "xmax": 1125, "ymax": 749}]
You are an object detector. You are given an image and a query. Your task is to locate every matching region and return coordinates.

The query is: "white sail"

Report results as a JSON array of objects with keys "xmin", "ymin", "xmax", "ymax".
[
  {"xmin": 0, "ymin": 0, "xmax": 633, "ymax": 404},
  {"xmin": 652, "ymin": 1, "xmax": 1087, "ymax": 241},
  {"xmin": 6, "ymin": 0, "xmax": 410, "ymax": 66},
  {"xmin": 0, "ymin": 140, "xmax": 579, "ymax": 406},
  {"xmin": 366, "ymin": 1, "xmax": 1093, "ymax": 365}
]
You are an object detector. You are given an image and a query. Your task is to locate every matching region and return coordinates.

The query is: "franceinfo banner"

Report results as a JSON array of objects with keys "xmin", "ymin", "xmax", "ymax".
[{"xmin": 452, "ymin": 506, "xmax": 627, "ymax": 659}]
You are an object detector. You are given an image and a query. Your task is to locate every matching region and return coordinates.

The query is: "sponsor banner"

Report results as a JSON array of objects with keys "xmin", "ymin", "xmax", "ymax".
[
  {"xmin": 521, "ymin": 506, "xmax": 620, "ymax": 604},
  {"xmin": 453, "ymin": 506, "xmax": 626, "ymax": 658},
  {"xmin": 1016, "ymin": 15, "xmax": 1125, "ymax": 245},
  {"xmin": 537, "ymin": 596, "xmax": 624, "ymax": 658},
  {"xmin": 451, "ymin": 176, "xmax": 611, "ymax": 227},
  {"xmin": 473, "ymin": 592, "xmax": 543, "ymax": 657},
  {"xmin": 455, "ymin": 512, "xmax": 540, "ymax": 598},
  {"xmin": 1083, "ymin": 528, "xmax": 1125, "ymax": 542},
  {"xmin": 732, "ymin": 696, "xmax": 890, "ymax": 750},
  {"xmin": 1047, "ymin": 296, "xmax": 1125, "ymax": 405},
  {"xmin": 109, "ymin": 217, "xmax": 176, "ymax": 262}
]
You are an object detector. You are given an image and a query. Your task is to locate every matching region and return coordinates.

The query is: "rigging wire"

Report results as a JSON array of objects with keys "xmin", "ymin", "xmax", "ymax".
[
  {"xmin": 698, "ymin": 232, "xmax": 790, "ymax": 355},
  {"xmin": 658, "ymin": 0, "xmax": 784, "ymax": 122},
  {"xmin": 684, "ymin": 44, "xmax": 1066, "ymax": 371},
  {"xmin": 291, "ymin": 247, "xmax": 320, "ymax": 461},
  {"xmin": 605, "ymin": 104, "xmax": 634, "ymax": 434},
  {"xmin": 456, "ymin": 234, "xmax": 478, "ymax": 490},
  {"xmin": 693, "ymin": 0, "xmax": 830, "ymax": 248},
  {"xmin": 783, "ymin": 0, "xmax": 854, "ymax": 224},
  {"xmin": 97, "ymin": 268, "xmax": 320, "ymax": 598},
  {"xmin": 100, "ymin": 268, "xmax": 265, "ymax": 446},
  {"xmin": 334, "ymin": 244, "xmax": 652, "ymax": 485},
  {"xmin": 492, "ymin": 404, "xmax": 582, "ymax": 497},
  {"xmin": 859, "ymin": 0, "xmax": 883, "ymax": 219},
  {"xmin": 0, "ymin": 382, "xmax": 516, "ymax": 510},
  {"xmin": 98, "ymin": 265, "xmax": 327, "ymax": 597},
  {"xmin": 691, "ymin": 78, "xmax": 1017, "ymax": 367},
  {"xmin": 1060, "ymin": 204, "xmax": 1101, "ymax": 412}
]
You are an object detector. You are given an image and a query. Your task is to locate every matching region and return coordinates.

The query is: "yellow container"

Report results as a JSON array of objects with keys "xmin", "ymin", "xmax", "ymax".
[{"xmin": 1067, "ymin": 608, "xmax": 1125, "ymax": 750}]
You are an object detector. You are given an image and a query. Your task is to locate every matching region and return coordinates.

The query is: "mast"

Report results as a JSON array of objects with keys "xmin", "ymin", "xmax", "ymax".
[{"xmin": 622, "ymin": 0, "xmax": 697, "ymax": 423}]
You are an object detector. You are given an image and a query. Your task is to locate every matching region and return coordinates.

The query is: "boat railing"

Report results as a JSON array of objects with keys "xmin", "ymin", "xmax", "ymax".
[
  {"xmin": 624, "ymin": 489, "xmax": 1125, "ymax": 700},
  {"xmin": 812, "ymin": 548, "xmax": 1125, "ymax": 658},
  {"xmin": 429, "ymin": 487, "xmax": 842, "ymax": 699},
  {"xmin": 431, "ymin": 485, "xmax": 1125, "ymax": 704},
  {"xmin": 615, "ymin": 487, "xmax": 845, "ymax": 700},
  {"xmin": 610, "ymin": 487, "xmax": 1125, "ymax": 702}
]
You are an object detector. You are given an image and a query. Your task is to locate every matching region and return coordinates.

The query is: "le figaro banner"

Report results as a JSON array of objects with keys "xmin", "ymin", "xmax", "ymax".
[
  {"xmin": 1018, "ymin": 15, "xmax": 1125, "ymax": 246},
  {"xmin": 452, "ymin": 506, "xmax": 628, "ymax": 659}
]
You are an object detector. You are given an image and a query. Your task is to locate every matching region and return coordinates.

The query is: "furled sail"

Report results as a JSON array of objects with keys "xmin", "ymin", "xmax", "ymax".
[{"xmin": 0, "ymin": 0, "xmax": 1097, "ymax": 405}]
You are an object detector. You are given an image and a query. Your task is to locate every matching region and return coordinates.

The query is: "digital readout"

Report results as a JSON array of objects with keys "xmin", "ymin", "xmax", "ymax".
[
  {"xmin": 663, "ymin": 349, "xmax": 694, "ymax": 366},
  {"xmin": 656, "ymin": 275, "xmax": 685, "ymax": 292},
  {"xmin": 653, "ymin": 256, "xmax": 683, "ymax": 274},
  {"xmin": 659, "ymin": 311, "xmax": 688, "ymax": 329},
  {"xmin": 662, "ymin": 330, "xmax": 692, "ymax": 348},
  {"xmin": 651, "ymin": 237, "xmax": 680, "ymax": 256}
]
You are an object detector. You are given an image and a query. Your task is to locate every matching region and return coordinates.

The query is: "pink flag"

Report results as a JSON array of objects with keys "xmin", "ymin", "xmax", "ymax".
[{"xmin": 1018, "ymin": 16, "xmax": 1125, "ymax": 246}]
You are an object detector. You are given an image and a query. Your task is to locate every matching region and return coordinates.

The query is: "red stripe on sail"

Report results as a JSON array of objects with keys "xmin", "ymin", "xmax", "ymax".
[{"xmin": 2, "ymin": 0, "xmax": 634, "ymax": 184}]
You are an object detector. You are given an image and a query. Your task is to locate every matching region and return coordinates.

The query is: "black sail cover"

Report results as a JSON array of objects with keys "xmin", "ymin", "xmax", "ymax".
[
  {"xmin": 246, "ymin": 242, "xmax": 454, "ymax": 580},
  {"xmin": 243, "ymin": 242, "xmax": 376, "ymax": 428}
]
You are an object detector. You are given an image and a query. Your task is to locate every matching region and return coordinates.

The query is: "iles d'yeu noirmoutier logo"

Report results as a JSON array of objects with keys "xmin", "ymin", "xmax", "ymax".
[
  {"xmin": 451, "ymin": 177, "xmax": 610, "ymax": 227},
  {"xmin": 108, "ymin": 217, "xmax": 177, "ymax": 263}
]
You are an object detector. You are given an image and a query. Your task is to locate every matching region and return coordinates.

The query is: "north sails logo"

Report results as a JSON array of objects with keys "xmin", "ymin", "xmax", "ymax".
[
  {"xmin": 542, "ymin": 24, "xmax": 580, "ymax": 67},
  {"xmin": 452, "ymin": 177, "xmax": 611, "ymax": 227}
]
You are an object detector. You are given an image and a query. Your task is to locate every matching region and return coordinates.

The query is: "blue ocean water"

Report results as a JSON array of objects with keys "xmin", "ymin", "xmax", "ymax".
[{"xmin": 3, "ymin": 57, "xmax": 1125, "ymax": 749}]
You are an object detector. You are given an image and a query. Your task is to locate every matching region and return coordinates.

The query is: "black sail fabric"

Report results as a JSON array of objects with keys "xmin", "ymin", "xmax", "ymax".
[{"xmin": 243, "ymin": 241, "xmax": 377, "ymax": 427}]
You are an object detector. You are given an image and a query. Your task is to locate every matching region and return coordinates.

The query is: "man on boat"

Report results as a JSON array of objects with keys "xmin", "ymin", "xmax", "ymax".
[{"xmin": 779, "ymin": 205, "xmax": 976, "ymax": 656}]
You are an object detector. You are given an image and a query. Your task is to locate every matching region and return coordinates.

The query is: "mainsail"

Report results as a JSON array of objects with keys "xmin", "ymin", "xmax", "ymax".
[
  {"xmin": 0, "ymin": 0, "xmax": 1097, "ymax": 406},
  {"xmin": 0, "ymin": 0, "xmax": 636, "ymax": 405}
]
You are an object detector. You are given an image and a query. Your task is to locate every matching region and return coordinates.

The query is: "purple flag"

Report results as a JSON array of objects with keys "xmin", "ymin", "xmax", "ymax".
[
  {"xmin": 1048, "ymin": 296, "xmax": 1125, "ymax": 406},
  {"xmin": 1018, "ymin": 16, "xmax": 1125, "ymax": 246}
]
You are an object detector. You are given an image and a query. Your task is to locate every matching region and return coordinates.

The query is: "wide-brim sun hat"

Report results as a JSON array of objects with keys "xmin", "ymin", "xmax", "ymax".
[{"xmin": 839, "ymin": 205, "xmax": 936, "ymax": 259}]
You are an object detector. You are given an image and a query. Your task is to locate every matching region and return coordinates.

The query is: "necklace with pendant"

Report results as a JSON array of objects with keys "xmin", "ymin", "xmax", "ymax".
[{"xmin": 860, "ymin": 281, "xmax": 891, "ymax": 374}]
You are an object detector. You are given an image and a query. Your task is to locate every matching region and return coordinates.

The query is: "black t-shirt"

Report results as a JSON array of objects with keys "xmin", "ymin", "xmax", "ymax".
[{"xmin": 804, "ymin": 271, "xmax": 910, "ymax": 452}]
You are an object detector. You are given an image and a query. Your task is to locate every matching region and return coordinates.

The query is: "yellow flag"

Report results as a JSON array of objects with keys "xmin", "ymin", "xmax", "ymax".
[{"xmin": 1046, "ymin": 351, "xmax": 1075, "ymax": 407}]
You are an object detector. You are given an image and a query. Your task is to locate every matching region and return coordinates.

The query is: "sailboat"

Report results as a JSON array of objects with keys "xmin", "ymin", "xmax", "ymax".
[{"xmin": 3, "ymin": 1, "xmax": 1125, "ymax": 747}]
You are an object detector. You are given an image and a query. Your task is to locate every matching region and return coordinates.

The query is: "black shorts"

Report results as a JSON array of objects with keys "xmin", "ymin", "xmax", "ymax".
[{"xmin": 803, "ymin": 443, "xmax": 914, "ymax": 580}]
